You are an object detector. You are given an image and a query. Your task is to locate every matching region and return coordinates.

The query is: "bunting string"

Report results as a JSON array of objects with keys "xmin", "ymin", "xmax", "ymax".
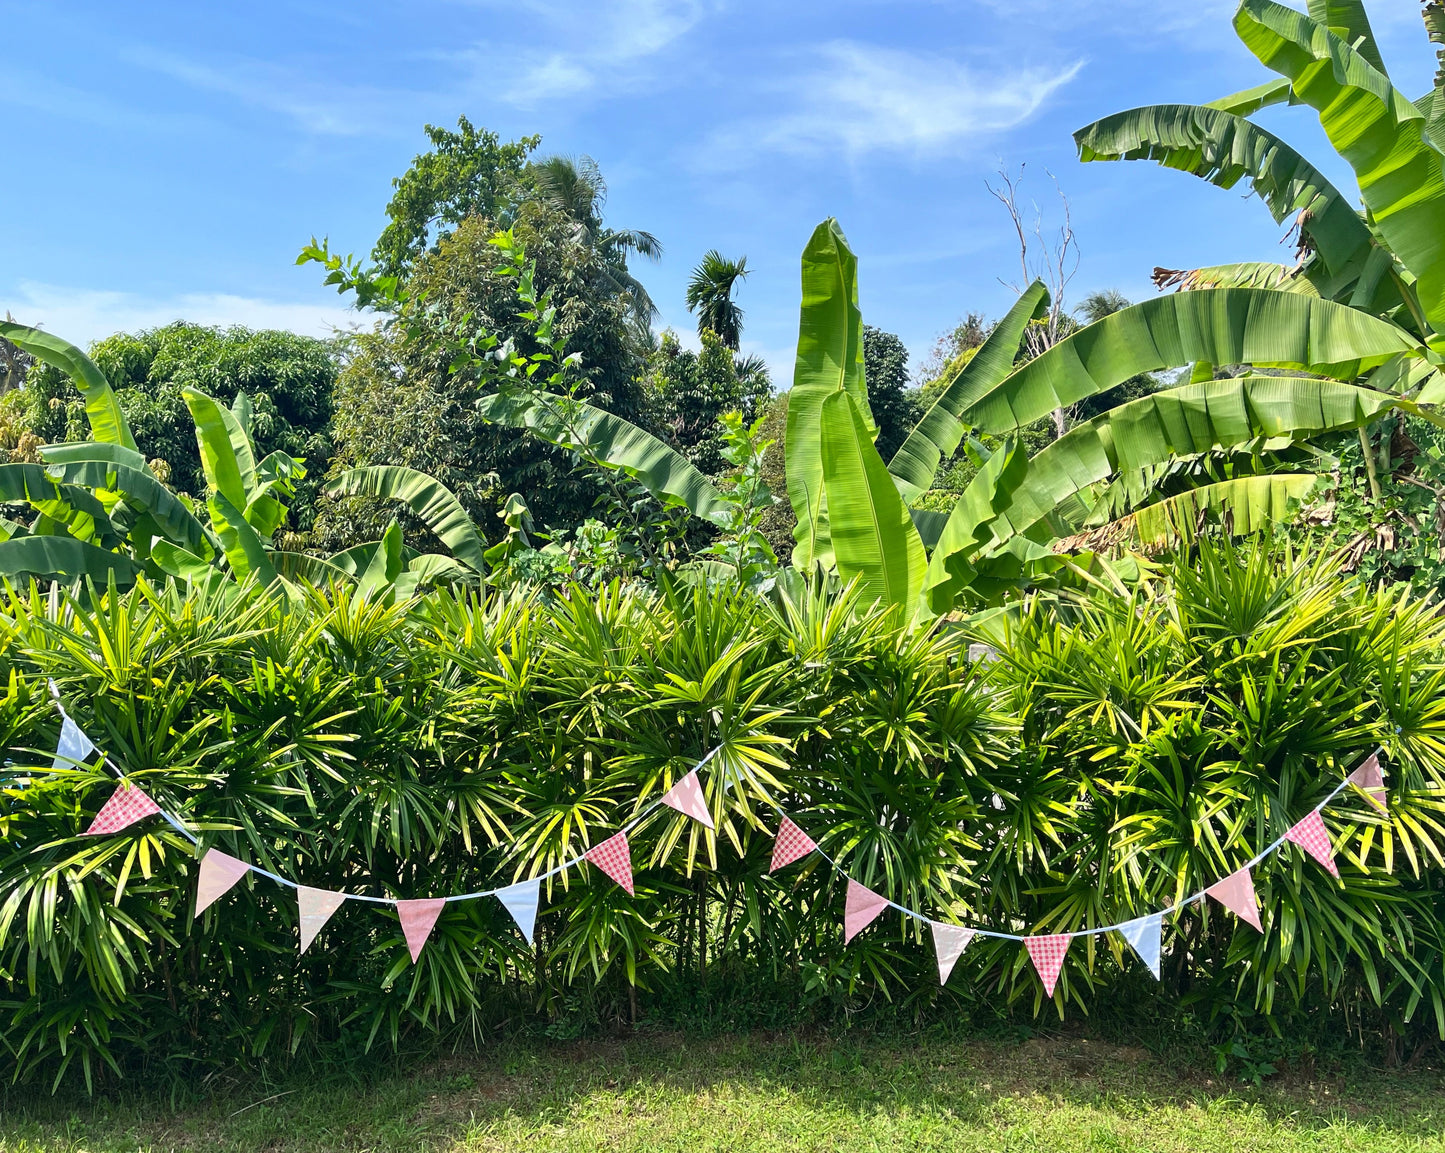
[{"xmin": 46, "ymin": 679, "xmax": 1390, "ymax": 983}]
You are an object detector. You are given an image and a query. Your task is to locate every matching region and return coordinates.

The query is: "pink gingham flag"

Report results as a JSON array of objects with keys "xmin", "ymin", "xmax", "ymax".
[
  {"xmin": 84, "ymin": 781, "xmax": 161, "ymax": 835},
  {"xmin": 1025, "ymin": 934, "xmax": 1073, "ymax": 997},
  {"xmin": 1206, "ymin": 865, "xmax": 1263, "ymax": 932},
  {"xmin": 843, "ymin": 879, "xmax": 888, "ymax": 944},
  {"xmin": 1347, "ymin": 753, "xmax": 1387, "ymax": 813},
  {"xmin": 195, "ymin": 850, "xmax": 251, "ymax": 917},
  {"xmin": 1284, "ymin": 810, "xmax": 1340, "ymax": 878},
  {"xmin": 769, "ymin": 817, "xmax": 817, "ymax": 873},
  {"xmin": 660, "ymin": 769, "xmax": 714, "ymax": 830},
  {"xmin": 297, "ymin": 886, "xmax": 347, "ymax": 954},
  {"xmin": 398, "ymin": 898, "xmax": 447, "ymax": 962},
  {"xmin": 584, "ymin": 830, "xmax": 635, "ymax": 896}
]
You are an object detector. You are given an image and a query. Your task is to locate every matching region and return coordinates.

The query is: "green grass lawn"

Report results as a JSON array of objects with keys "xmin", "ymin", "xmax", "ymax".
[{"xmin": 2, "ymin": 1029, "xmax": 1442, "ymax": 1152}]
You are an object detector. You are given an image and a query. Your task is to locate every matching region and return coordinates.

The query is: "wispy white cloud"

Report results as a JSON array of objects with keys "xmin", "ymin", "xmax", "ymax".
[
  {"xmin": 707, "ymin": 42, "xmax": 1081, "ymax": 164},
  {"xmin": 3, "ymin": 282, "xmax": 363, "ymax": 348}
]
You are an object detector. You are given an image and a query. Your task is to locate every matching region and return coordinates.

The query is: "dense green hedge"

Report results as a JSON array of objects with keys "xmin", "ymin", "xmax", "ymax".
[{"xmin": 2, "ymin": 540, "xmax": 1443, "ymax": 1090}]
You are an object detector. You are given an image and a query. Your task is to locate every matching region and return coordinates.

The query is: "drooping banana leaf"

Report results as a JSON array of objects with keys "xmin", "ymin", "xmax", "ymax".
[
  {"xmin": 1131, "ymin": 473, "xmax": 1319, "ymax": 542},
  {"xmin": 786, "ymin": 219, "xmax": 869, "ymax": 569},
  {"xmin": 475, "ymin": 392, "xmax": 732, "ymax": 529},
  {"xmin": 957, "ymin": 289, "xmax": 1419, "ymax": 435},
  {"xmin": 1204, "ymin": 78, "xmax": 1295, "ymax": 115},
  {"xmin": 986, "ymin": 376, "xmax": 1398, "ymax": 544},
  {"xmin": 182, "ymin": 386, "xmax": 254, "ymax": 511},
  {"xmin": 0, "ymin": 537, "xmax": 142, "ymax": 584},
  {"xmin": 1074, "ymin": 105, "xmax": 1374, "ymax": 280},
  {"xmin": 39, "ymin": 456, "xmax": 212, "ymax": 558},
  {"xmin": 38, "ymin": 442, "xmax": 149, "ymax": 472},
  {"xmin": 1235, "ymin": 0, "xmax": 1445, "ymax": 332},
  {"xmin": 325, "ymin": 465, "xmax": 491, "ymax": 574},
  {"xmin": 887, "ymin": 282, "xmax": 1047, "ymax": 502},
  {"xmin": 208, "ymin": 491, "xmax": 277, "ymax": 586},
  {"xmin": 151, "ymin": 541, "xmax": 219, "ymax": 583},
  {"xmin": 818, "ymin": 391, "xmax": 925, "ymax": 615},
  {"xmin": 919, "ymin": 439, "xmax": 1030, "ymax": 619},
  {"xmin": 270, "ymin": 549, "xmax": 353, "ymax": 586},
  {"xmin": 0, "ymin": 462, "xmax": 120, "ymax": 549},
  {"xmin": 1154, "ymin": 263, "xmax": 1320, "ymax": 294},
  {"xmin": 0, "ymin": 322, "xmax": 136, "ymax": 450}
]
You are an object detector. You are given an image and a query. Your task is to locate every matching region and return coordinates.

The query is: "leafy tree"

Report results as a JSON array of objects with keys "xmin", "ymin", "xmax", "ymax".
[
  {"xmin": 371, "ymin": 117, "xmax": 539, "ymax": 282},
  {"xmin": 648, "ymin": 329, "xmax": 769, "ymax": 474},
  {"xmin": 685, "ymin": 250, "xmax": 749, "ymax": 350},
  {"xmin": 862, "ymin": 326, "xmax": 921, "ymax": 463}
]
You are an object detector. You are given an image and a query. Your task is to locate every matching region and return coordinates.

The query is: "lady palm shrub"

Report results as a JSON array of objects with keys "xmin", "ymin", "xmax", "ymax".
[{"xmin": 1, "ymin": 538, "xmax": 1443, "ymax": 1091}]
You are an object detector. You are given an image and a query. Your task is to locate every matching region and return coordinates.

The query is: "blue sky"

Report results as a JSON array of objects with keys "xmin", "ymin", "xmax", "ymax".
[{"xmin": 1, "ymin": 1, "xmax": 1435, "ymax": 386}]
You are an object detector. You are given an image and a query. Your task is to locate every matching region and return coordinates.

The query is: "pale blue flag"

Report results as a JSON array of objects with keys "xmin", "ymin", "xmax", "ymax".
[
  {"xmin": 497, "ymin": 879, "xmax": 541, "ymax": 946},
  {"xmin": 52, "ymin": 717, "xmax": 95, "ymax": 772},
  {"xmin": 1117, "ymin": 912, "xmax": 1162, "ymax": 980}
]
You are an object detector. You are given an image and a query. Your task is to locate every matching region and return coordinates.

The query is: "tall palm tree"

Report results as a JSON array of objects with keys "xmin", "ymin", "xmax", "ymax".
[{"xmin": 685, "ymin": 251, "xmax": 749, "ymax": 350}]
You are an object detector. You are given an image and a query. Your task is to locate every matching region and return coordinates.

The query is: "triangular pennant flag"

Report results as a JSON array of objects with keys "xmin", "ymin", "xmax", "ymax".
[
  {"xmin": 1025, "ymin": 934, "xmax": 1073, "ymax": 997},
  {"xmin": 929, "ymin": 921, "xmax": 976, "ymax": 985},
  {"xmin": 194, "ymin": 849, "xmax": 251, "ymax": 917},
  {"xmin": 660, "ymin": 769, "xmax": 714, "ymax": 830},
  {"xmin": 297, "ymin": 886, "xmax": 347, "ymax": 954},
  {"xmin": 496, "ymin": 878, "xmax": 541, "ymax": 946},
  {"xmin": 770, "ymin": 817, "xmax": 817, "ymax": 873},
  {"xmin": 1206, "ymin": 865, "xmax": 1263, "ymax": 932},
  {"xmin": 84, "ymin": 781, "xmax": 161, "ymax": 835},
  {"xmin": 1284, "ymin": 810, "xmax": 1340, "ymax": 879},
  {"xmin": 584, "ymin": 831, "xmax": 634, "ymax": 895},
  {"xmin": 397, "ymin": 898, "xmax": 447, "ymax": 962},
  {"xmin": 1347, "ymin": 753, "xmax": 1388, "ymax": 812},
  {"xmin": 1116, "ymin": 912, "xmax": 1162, "ymax": 980},
  {"xmin": 53, "ymin": 716, "xmax": 95, "ymax": 771},
  {"xmin": 843, "ymin": 879, "xmax": 888, "ymax": 944}
]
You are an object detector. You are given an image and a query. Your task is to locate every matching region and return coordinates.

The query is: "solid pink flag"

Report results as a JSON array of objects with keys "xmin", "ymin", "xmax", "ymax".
[
  {"xmin": 85, "ymin": 782, "xmax": 161, "ymax": 835},
  {"xmin": 1284, "ymin": 810, "xmax": 1340, "ymax": 879},
  {"xmin": 194, "ymin": 850, "xmax": 250, "ymax": 917},
  {"xmin": 1347, "ymin": 753, "xmax": 1387, "ymax": 812},
  {"xmin": 397, "ymin": 898, "xmax": 446, "ymax": 962},
  {"xmin": 1025, "ymin": 934, "xmax": 1073, "ymax": 997},
  {"xmin": 584, "ymin": 831, "xmax": 635, "ymax": 895},
  {"xmin": 1206, "ymin": 865, "xmax": 1263, "ymax": 932},
  {"xmin": 660, "ymin": 769, "xmax": 714, "ymax": 830},
  {"xmin": 297, "ymin": 886, "xmax": 348, "ymax": 953},
  {"xmin": 843, "ymin": 879, "xmax": 888, "ymax": 944},
  {"xmin": 770, "ymin": 817, "xmax": 817, "ymax": 873}
]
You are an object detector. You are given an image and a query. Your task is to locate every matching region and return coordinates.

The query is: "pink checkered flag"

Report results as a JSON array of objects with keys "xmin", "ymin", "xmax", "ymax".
[
  {"xmin": 844, "ymin": 879, "xmax": 888, "ymax": 944},
  {"xmin": 770, "ymin": 817, "xmax": 817, "ymax": 873},
  {"xmin": 660, "ymin": 769, "xmax": 714, "ymax": 830},
  {"xmin": 397, "ymin": 898, "xmax": 447, "ymax": 962},
  {"xmin": 1025, "ymin": 934, "xmax": 1073, "ymax": 997},
  {"xmin": 584, "ymin": 830, "xmax": 635, "ymax": 896},
  {"xmin": 85, "ymin": 781, "xmax": 161, "ymax": 836},
  {"xmin": 1347, "ymin": 753, "xmax": 1387, "ymax": 813},
  {"xmin": 1284, "ymin": 810, "xmax": 1340, "ymax": 878},
  {"xmin": 1205, "ymin": 865, "xmax": 1263, "ymax": 932},
  {"xmin": 195, "ymin": 850, "xmax": 251, "ymax": 917}
]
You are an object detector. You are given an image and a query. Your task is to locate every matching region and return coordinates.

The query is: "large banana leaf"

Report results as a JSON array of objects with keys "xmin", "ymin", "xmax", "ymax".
[
  {"xmin": 1132, "ymin": 473, "xmax": 1318, "ymax": 542},
  {"xmin": 325, "ymin": 465, "xmax": 491, "ymax": 574},
  {"xmin": 357, "ymin": 519, "xmax": 406, "ymax": 601},
  {"xmin": 0, "ymin": 322, "xmax": 136, "ymax": 451},
  {"xmin": 208, "ymin": 491, "xmax": 277, "ymax": 586},
  {"xmin": 1305, "ymin": 0, "xmax": 1386, "ymax": 76},
  {"xmin": 0, "ymin": 537, "xmax": 142, "ymax": 584},
  {"xmin": 1154, "ymin": 263, "xmax": 1321, "ymax": 294},
  {"xmin": 986, "ymin": 376, "xmax": 1398, "ymax": 544},
  {"xmin": 1204, "ymin": 78, "xmax": 1294, "ymax": 115},
  {"xmin": 786, "ymin": 219, "xmax": 868, "ymax": 569},
  {"xmin": 1074, "ymin": 105, "xmax": 1374, "ymax": 280},
  {"xmin": 1235, "ymin": 0, "xmax": 1445, "ymax": 332},
  {"xmin": 270, "ymin": 549, "xmax": 353, "ymax": 585},
  {"xmin": 39, "ymin": 454, "xmax": 212, "ymax": 557},
  {"xmin": 38, "ymin": 442, "xmax": 148, "ymax": 471},
  {"xmin": 919, "ymin": 440, "xmax": 1030, "ymax": 618},
  {"xmin": 887, "ymin": 282, "xmax": 1047, "ymax": 502},
  {"xmin": 958, "ymin": 289, "xmax": 1419, "ymax": 435},
  {"xmin": 0, "ymin": 462, "xmax": 120, "ymax": 549},
  {"xmin": 182, "ymin": 386, "xmax": 254, "ymax": 511},
  {"xmin": 475, "ymin": 392, "xmax": 732, "ymax": 529},
  {"xmin": 819, "ymin": 392, "xmax": 925, "ymax": 615}
]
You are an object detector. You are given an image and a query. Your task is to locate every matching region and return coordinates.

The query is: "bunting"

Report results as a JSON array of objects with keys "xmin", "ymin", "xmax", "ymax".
[
  {"xmin": 496, "ymin": 879, "xmax": 541, "ymax": 946},
  {"xmin": 398, "ymin": 898, "xmax": 447, "ymax": 962},
  {"xmin": 770, "ymin": 817, "xmax": 816, "ymax": 873},
  {"xmin": 52, "ymin": 716, "xmax": 95, "ymax": 771},
  {"xmin": 930, "ymin": 921, "xmax": 976, "ymax": 985},
  {"xmin": 584, "ymin": 831, "xmax": 635, "ymax": 896},
  {"xmin": 85, "ymin": 782, "xmax": 161, "ymax": 836},
  {"xmin": 1284, "ymin": 810, "xmax": 1340, "ymax": 879},
  {"xmin": 1347, "ymin": 753, "xmax": 1388, "ymax": 813},
  {"xmin": 843, "ymin": 879, "xmax": 888, "ymax": 944},
  {"xmin": 660, "ymin": 769, "xmax": 714, "ymax": 830},
  {"xmin": 1117, "ymin": 912, "xmax": 1162, "ymax": 980},
  {"xmin": 195, "ymin": 850, "xmax": 251, "ymax": 917},
  {"xmin": 297, "ymin": 886, "xmax": 347, "ymax": 954},
  {"xmin": 1206, "ymin": 866, "xmax": 1263, "ymax": 932},
  {"xmin": 1025, "ymin": 934, "xmax": 1072, "ymax": 997}
]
